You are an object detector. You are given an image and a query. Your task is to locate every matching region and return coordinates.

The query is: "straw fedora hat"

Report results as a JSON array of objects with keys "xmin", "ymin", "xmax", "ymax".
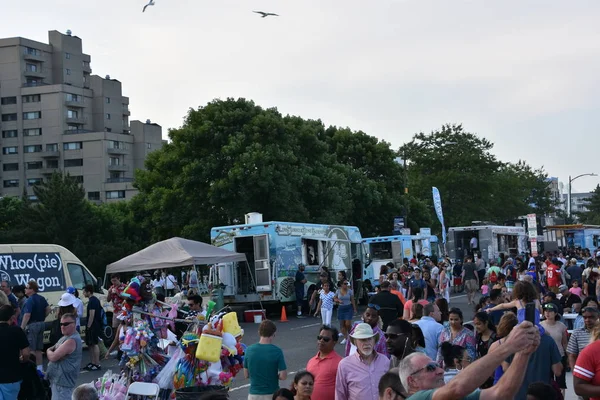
[{"xmin": 349, "ymin": 323, "xmax": 380, "ymax": 346}]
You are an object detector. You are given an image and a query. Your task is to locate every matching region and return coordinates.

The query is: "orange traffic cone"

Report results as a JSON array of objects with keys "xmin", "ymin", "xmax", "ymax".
[{"xmin": 280, "ymin": 305, "xmax": 288, "ymax": 322}]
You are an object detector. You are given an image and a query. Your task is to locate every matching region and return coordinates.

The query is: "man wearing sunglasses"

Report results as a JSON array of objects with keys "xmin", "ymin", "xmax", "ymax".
[
  {"xmin": 306, "ymin": 326, "xmax": 342, "ymax": 400},
  {"xmin": 46, "ymin": 313, "xmax": 83, "ymax": 400},
  {"xmin": 399, "ymin": 321, "xmax": 540, "ymax": 400}
]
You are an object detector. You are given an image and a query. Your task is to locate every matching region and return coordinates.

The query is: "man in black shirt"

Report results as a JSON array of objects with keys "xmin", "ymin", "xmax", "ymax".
[
  {"xmin": 295, "ymin": 264, "xmax": 307, "ymax": 317},
  {"xmin": 558, "ymin": 284, "xmax": 582, "ymax": 313},
  {"xmin": 0, "ymin": 304, "xmax": 30, "ymax": 397},
  {"xmin": 368, "ymin": 281, "xmax": 403, "ymax": 330},
  {"xmin": 83, "ymin": 284, "xmax": 102, "ymax": 371}
]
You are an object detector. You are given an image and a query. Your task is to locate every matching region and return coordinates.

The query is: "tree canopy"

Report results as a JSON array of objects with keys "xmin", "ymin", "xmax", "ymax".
[{"xmin": 578, "ymin": 185, "xmax": 600, "ymax": 225}]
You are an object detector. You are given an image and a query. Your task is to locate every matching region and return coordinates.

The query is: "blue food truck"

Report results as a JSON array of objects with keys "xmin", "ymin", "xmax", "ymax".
[
  {"xmin": 362, "ymin": 228, "xmax": 441, "ymax": 282},
  {"xmin": 210, "ymin": 213, "xmax": 366, "ymax": 306},
  {"xmin": 545, "ymin": 224, "xmax": 600, "ymax": 251}
]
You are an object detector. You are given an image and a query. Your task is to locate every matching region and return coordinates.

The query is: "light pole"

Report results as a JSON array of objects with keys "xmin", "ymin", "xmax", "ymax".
[{"xmin": 568, "ymin": 173, "xmax": 598, "ymax": 218}]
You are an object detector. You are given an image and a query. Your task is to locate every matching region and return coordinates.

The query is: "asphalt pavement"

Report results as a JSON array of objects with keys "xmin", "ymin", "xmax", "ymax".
[{"xmin": 73, "ymin": 291, "xmax": 578, "ymax": 399}]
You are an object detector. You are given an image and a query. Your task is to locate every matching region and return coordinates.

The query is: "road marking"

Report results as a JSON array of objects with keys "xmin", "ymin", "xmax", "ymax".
[
  {"xmin": 450, "ymin": 294, "xmax": 467, "ymax": 299},
  {"xmin": 290, "ymin": 323, "xmax": 321, "ymax": 331},
  {"xmin": 230, "ymin": 371, "xmax": 298, "ymax": 392}
]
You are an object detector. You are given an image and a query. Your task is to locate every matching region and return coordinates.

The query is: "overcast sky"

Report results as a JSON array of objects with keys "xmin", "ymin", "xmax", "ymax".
[{"xmin": 3, "ymin": 0, "xmax": 599, "ymax": 192}]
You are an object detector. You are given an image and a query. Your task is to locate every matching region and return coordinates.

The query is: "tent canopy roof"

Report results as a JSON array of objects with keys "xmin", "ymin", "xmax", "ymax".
[{"xmin": 106, "ymin": 237, "xmax": 246, "ymax": 274}]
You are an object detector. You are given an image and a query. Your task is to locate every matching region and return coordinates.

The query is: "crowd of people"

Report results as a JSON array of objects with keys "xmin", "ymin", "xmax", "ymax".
[{"xmin": 244, "ymin": 248, "xmax": 600, "ymax": 400}]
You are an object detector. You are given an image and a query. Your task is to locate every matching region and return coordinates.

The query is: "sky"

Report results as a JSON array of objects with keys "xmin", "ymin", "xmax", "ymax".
[{"xmin": 2, "ymin": 0, "xmax": 599, "ymax": 193}]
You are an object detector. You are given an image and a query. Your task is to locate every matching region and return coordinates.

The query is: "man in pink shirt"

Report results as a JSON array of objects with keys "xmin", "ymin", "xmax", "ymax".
[
  {"xmin": 306, "ymin": 325, "xmax": 342, "ymax": 400},
  {"xmin": 335, "ymin": 323, "xmax": 389, "ymax": 400}
]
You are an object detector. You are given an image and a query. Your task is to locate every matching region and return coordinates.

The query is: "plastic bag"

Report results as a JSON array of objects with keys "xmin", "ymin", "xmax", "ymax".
[{"xmin": 157, "ymin": 347, "xmax": 183, "ymax": 389}]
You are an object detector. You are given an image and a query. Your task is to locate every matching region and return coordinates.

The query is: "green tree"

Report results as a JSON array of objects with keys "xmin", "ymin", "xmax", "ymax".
[
  {"xmin": 400, "ymin": 124, "xmax": 555, "ymax": 228},
  {"xmin": 133, "ymin": 98, "xmax": 415, "ymax": 241},
  {"xmin": 578, "ymin": 185, "xmax": 600, "ymax": 225},
  {"xmin": 0, "ymin": 196, "xmax": 24, "ymax": 242},
  {"xmin": 400, "ymin": 124, "xmax": 502, "ymax": 227}
]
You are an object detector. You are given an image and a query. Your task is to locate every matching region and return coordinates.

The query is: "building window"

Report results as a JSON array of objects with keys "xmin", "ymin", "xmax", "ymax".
[
  {"xmin": 109, "ymin": 157, "xmax": 120, "ymax": 166},
  {"xmin": 23, "ymin": 111, "xmax": 41, "ymax": 120},
  {"xmin": 3, "ymin": 180, "xmax": 19, "ymax": 188},
  {"xmin": 64, "ymin": 159, "xmax": 83, "ymax": 168},
  {"xmin": 63, "ymin": 142, "xmax": 83, "ymax": 150},
  {"xmin": 147, "ymin": 143, "xmax": 152, "ymax": 149},
  {"xmin": 25, "ymin": 63, "xmax": 39, "ymax": 72},
  {"xmin": 66, "ymin": 68, "xmax": 71, "ymax": 75},
  {"xmin": 106, "ymin": 190, "xmax": 125, "ymax": 200},
  {"xmin": 83, "ymin": 61, "xmax": 90, "ymax": 68},
  {"xmin": 65, "ymin": 52, "xmax": 71, "ymax": 59},
  {"xmin": 46, "ymin": 160, "xmax": 59, "ymax": 168},
  {"xmin": 65, "ymin": 93, "xmax": 80, "ymax": 102},
  {"xmin": 0, "ymin": 97, "xmax": 17, "ymax": 105},
  {"xmin": 26, "ymin": 161, "xmax": 43, "ymax": 170},
  {"xmin": 27, "ymin": 178, "xmax": 43, "ymax": 186},
  {"xmin": 106, "ymin": 113, "xmax": 111, "ymax": 120},
  {"xmin": 2, "ymin": 130, "xmax": 18, "ymax": 138},
  {"xmin": 2, "ymin": 163, "xmax": 18, "ymax": 172},
  {"xmin": 24, "ymin": 47, "xmax": 40, "ymax": 56},
  {"xmin": 2, "ymin": 147, "xmax": 18, "ymax": 155},
  {"xmin": 23, "ymin": 145, "xmax": 42, "ymax": 153},
  {"xmin": 22, "ymin": 94, "xmax": 41, "ymax": 103},
  {"xmin": 23, "ymin": 128, "xmax": 42, "ymax": 136},
  {"xmin": 106, "ymin": 128, "xmax": 112, "ymax": 132},
  {"xmin": 1, "ymin": 113, "xmax": 17, "ymax": 122},
  {"xmin": 46, "ymin": 143, "xmax": 58, "ymax": 152},
  {"xmin": 66, "ymin": 109, "xmax": 79, "ymax": 119},
  {"xmin": 105, "ymin": 97, "xmax": 111, "ymax": 104},
  {"xmin": 88, "ymin": 192, "xmax": 100, "ymax": 201},
  {"xmin": 66, "ymin": 124, "xmax": 81, "ymax": 131}
]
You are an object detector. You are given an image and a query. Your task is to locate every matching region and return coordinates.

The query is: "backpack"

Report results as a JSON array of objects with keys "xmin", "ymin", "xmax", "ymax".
[
  {"xmin": 489, "ymin": 269, "xmax": 498, "ymax": 283},
  {"xmin": 99, "ymin": 307, "xmax": 108, "ymax": 327}
]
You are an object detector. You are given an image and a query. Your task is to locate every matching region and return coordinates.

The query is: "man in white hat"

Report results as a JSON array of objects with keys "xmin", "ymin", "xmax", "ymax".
[{"xmin": 335, "ymin": 322, "xmax": 389, "ymax": 400}]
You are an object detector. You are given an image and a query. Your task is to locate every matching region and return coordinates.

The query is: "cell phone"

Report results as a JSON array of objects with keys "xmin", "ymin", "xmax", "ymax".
[{"xmin": 525, "ymin": 302, "xmax": 536, "ymax": 324}]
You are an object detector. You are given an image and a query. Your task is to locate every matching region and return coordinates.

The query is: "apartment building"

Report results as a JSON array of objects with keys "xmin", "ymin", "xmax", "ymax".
[{"xmin": 0, "ymin": 30, "xmax": 163, "ymax": 202}]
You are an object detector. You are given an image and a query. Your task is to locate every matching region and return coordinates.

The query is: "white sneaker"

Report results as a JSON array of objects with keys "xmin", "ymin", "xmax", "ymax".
[
  {"xmin": 340, "ymin": 338, "xmax": 347, "ymax": 345},
  {"xmin": 297, "ymin": 311, "xmax": 302, "ymax": 316}
]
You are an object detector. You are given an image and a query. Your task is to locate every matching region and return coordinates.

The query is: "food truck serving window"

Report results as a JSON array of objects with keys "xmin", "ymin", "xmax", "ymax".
[
  {"xmin": 303, "ymin": 239, "xmax": 322, "ymax": 265},
  {"xmin": 370, "ymin": 242, "xmax": 392, "ymax": 260}
]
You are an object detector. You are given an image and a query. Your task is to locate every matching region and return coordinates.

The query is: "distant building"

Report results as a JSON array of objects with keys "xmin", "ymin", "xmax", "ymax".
[
  {"xmin": 562, "ymin": 192, "xmax": 593, "ymax": 215},
  {"xmin": 0, "ymin": 30, "xmax": 164, "ymax": 202}
]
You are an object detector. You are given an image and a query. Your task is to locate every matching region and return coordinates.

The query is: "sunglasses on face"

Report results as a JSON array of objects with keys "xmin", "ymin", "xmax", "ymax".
[
  {"xmin": 59, "ymin": 321, "xmax": 74, "ymax": 327},
  {"xmin": 410, "ymin": 362, "xmax": 438, "ymax": 375},
  {"xmin": 367, "ymin": 303, "xmax": 381, "ymax": 311},
  {"xmin": 317, "ymin": 335, "xmax": 332, "ymax": 342}
]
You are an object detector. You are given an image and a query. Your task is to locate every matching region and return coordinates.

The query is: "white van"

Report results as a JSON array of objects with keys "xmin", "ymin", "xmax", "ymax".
[{"xmin": 0, "ymin": 244, "xmax": 108, "ymax": 342}]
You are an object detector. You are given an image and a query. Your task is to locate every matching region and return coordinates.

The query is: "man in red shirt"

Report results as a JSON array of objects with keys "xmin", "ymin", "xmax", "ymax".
[
  {"xmin": 573, "ymin": 337, "xmax": 600, "ymax": 400},
  {"xmin": 306, "ymin": 326, "xmax": 342, "ymax": 400},
  {"xmin": 546, "ymin": 258, "xmax": 562, "ymax": 293}
]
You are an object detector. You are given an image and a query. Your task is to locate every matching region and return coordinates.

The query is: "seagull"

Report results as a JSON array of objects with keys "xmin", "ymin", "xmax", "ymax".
[
  {"xmin": 143, "ymin": 0, "xmax": 155, "ymax": 12},
  {"xmin": 253, "ymin": 11, "xmax": 279, "ymax": 18}
]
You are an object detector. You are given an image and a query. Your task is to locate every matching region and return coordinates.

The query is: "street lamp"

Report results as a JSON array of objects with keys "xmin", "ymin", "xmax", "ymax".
[{"xmin": 568, "ymin": 173, "xmax": 598, "ymax": 218}]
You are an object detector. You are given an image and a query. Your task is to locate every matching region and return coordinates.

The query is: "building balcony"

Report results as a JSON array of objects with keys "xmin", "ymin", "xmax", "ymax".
[
  {"xmin": 65, "ymin": 100, "xmax": 85, "ymax": 108},
  {"xmin": 23, "ymin": 51, "xmax": 44, "ymax": 62},
  {"xmin": 106, "ymin": 177, "xmax": 134, "ymax": 183},
  {"xmin": 64, "ymin": 129, "xmax": 93, "ymax": 135},
  {"xmin": 40, "ymin": 167, "xmax": 58, "ymax": 175},
  {"xmin": 24, "ymin": 69, "xmax": 46, "ymax": 78},
  {"xmin": 122, "ymin": 108, "xmax": 130, "ymax": 116},
  {"xmin": 108, "ymin": 164, "xmax": 129, "ymax": 172},
  {"xmin": 83, "ymin": 64, "xmax": 92, "ymax": 74},
  {"xmin": 40, "ymin": 150, "xmax": 60, "ymax": 158},
  {"xmin": 22, "ymin": 81, "xmax": 50, "ymax": 88},
  {"xmin": 107, "ymin": 147, "xmax": 129, "ymax": 155},
  {"xmin": 66, "ymin": 116, "xmax": 87, "ymax": 124}
]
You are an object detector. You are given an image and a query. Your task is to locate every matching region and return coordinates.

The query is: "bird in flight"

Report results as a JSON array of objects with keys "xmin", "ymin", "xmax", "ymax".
[
  {"xmin": 253, "ymin": 11, "xmax": 279, "ymax": 18},
  {"xmin": 143, "ymin": 0, "xmax": 155, "ymax": 12}
]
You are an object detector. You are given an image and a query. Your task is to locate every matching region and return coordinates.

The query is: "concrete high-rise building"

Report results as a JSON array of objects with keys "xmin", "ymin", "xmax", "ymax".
[{"xmin": 0, "ymin": 30, "xmax": 164, "ymax": 202}]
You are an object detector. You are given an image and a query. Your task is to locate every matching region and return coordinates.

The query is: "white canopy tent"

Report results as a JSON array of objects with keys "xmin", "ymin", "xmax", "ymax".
[{"xmin": 106, "ymin": 237, "xmax": 247, "ymax": 273}]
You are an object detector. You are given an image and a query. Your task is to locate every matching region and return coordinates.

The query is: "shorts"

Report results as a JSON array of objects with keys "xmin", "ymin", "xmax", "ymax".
[
  {"xmin": 337, "ymin": 304, "xmax": 353, "ymax": 321},
  {"xmin": 26, "ymin": 321, "xmax": 46, "ymax": 351},
  {"xmin": 465, "ymin": 279, "xmax": 478, "ymax": 293},
  {"xmin": 85, "ymin": 325, "xmax": 100, "ymax": 346},
  {"xmin": 248, "ymin": 395, "xmax": 272, "ymax": 400},
  {"xmin": 0, "ymin": 381, "xmax": 22, "ymax": 399},
  {"xmin": 51, "ymin": 383, "xmax": 74, "ymax": 400}
]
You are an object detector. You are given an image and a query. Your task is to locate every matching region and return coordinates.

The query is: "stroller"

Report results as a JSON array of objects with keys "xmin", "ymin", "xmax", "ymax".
[{"xmin": 18, "ymin": 357, "xmax": 51, "ymax": 400}]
